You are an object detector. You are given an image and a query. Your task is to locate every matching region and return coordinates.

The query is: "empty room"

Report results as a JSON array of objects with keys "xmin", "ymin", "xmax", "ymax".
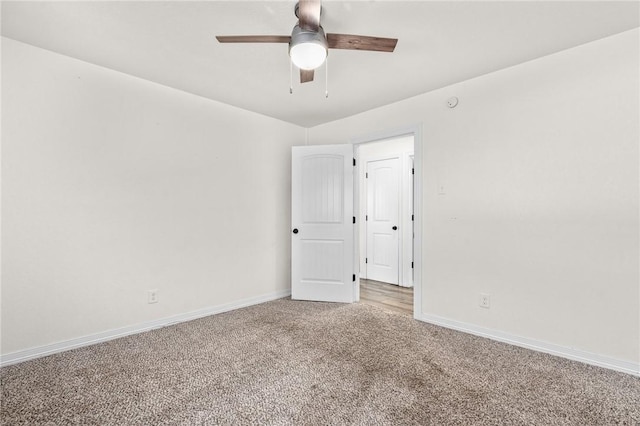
[{"xmin": 1, "ymin": 1, "xmax": 639, "ymax": 424}]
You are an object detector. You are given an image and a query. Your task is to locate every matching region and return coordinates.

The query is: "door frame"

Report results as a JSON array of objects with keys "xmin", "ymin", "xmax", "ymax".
[
  {"xmin": 360, "ymin": 146, "xmax": 413, "ymax": 287},
  {"xmin": 351, "ymin": 124, "xmax": 423, "ymax": 320}
]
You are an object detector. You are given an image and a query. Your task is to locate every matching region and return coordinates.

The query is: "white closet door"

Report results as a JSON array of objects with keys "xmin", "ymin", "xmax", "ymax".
[{"xmin": 366, "ymin": 158, "xmax": 400, "ymax": 285}]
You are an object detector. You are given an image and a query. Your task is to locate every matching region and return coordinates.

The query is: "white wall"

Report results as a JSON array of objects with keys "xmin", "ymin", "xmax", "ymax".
[
  {"xmin": 1, "ymin": 38, "xmax": 304, "ymax": 357},
  {"xmin": 309, "ymin": 29, "xmax": 639, "ymax": 370}
]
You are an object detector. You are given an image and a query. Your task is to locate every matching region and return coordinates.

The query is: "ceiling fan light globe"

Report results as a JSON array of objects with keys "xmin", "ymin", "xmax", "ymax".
[
  {"xmin": 289, "ymin": 25, "xmax": 328, "ymax": 70},
  {"xmin": 290, "ymin": 42, "xmax": 327, "ymax": 70}
]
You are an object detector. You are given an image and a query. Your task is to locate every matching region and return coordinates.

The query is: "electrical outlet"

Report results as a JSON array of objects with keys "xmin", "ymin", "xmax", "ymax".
[
  {"xmin": 479, "ymin": 293, "xmax": 490, "ymax": 309},
  {"xmin": 148, "ymin": 289, "xmax": 158, "ymax": 304}
]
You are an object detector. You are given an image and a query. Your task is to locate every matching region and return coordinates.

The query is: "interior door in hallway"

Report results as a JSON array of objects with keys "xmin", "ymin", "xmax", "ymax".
[
  {"xmin": 291, "ymin": 144, "xmax": 355, "ymax": 303},
  {"xmin": 366, "ymin": 157, "xmax": 400, "ymax": 285}
]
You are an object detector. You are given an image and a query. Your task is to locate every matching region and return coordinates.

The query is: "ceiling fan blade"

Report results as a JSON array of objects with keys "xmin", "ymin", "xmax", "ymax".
[
  {"xmin": 296, "ymin": 0, "xmax": 321, "ymax": 31},
  {"xmin": 327, "ymin": 34, "xmax": 398, "ymax": 52},
  {"xmin": 216, "ymin": 35, "xmax": 291, "ymax": 43},
  {"xmin": 300, "ymin": 69, "xmax": 314, "ymax": 83}
]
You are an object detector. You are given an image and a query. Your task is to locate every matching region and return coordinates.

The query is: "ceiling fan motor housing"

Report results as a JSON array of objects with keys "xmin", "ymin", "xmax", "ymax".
[{"xmin": 289, "ymin": 25, "xmax": 328, "ymax": 70}]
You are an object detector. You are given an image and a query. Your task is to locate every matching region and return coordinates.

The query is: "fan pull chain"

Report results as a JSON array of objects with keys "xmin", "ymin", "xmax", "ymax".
[
  {"xmin": 289, "ymin": 59, "xmax": 293, "ymax": 94},
  {"xmin": 325, "ymin": 55, "xmax": 329, "ymax": 98}
]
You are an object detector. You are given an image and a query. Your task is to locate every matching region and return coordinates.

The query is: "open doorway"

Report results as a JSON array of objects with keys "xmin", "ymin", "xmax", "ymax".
[{"xmin": 354, "ymin": 134, "xmax": 415, "ymax": 316}]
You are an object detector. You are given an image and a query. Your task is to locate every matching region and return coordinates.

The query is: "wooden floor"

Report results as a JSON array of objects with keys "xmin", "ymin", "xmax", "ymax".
[{"xmin": 359, "ymin": 279, "xmax": 413, "ymax": 316}]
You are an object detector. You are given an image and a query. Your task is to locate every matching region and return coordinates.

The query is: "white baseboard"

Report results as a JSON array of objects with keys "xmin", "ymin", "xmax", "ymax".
[
  {"xmin": 418, "ymin": 313, "xmax": 639, "ymax": 377},
  {"xmin": 1, "ymin": 289, "xmax": 291, "ymax": 367}
]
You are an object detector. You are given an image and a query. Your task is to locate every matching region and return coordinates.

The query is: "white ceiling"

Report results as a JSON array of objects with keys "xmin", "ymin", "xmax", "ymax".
[{"xmin": 2, "ymin": 1, "xmax": 638, "ymax": 127}]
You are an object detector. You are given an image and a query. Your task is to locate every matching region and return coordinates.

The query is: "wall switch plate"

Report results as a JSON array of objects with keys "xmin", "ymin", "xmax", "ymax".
[
  {"xmin": 479, "ymin": 293, "xmax": 490, "ymax": 309},
  {"xmin": 148, "ymin": 289, "xmax": 158, "ymax": 304}
]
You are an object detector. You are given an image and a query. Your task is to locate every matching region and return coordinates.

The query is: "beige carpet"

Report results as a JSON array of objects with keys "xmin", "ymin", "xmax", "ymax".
[{"xmin": 1, "ymin": 299, "xmax": 639, "ymax": 425}]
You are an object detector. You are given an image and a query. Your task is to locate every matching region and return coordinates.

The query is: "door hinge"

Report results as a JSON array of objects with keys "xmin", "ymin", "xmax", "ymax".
[
  {"xmin": 412, "ymin": 214, "xmax": 414, "ymax": 221},
  {"xmin": 365, "ymin": 215, "xmax": 368, "ymax": 221},
  {"xmin": 366, "ymin": 172, "xmax": 368, "ymax": 178},
  {"xmin": 353, "ymin": 158, "xmax": 356, "ymax": 166},
  {"xmin": 365, "ymin": 258, "xmax": 368, "ymax": 264},
  {"xmin": 353, "ymin": 216, "xmax": 356, "ymax": 224},
  {"xmin": 353, "ymin": 274, "xmax": 356, "ymax": 282},
  {"xmin": 412, "ymin": 168, "xmax": 415, "ymax": 175},
  {"xmin": 411, "ymin": 262, "xmax": 414, "ymax": 269}
]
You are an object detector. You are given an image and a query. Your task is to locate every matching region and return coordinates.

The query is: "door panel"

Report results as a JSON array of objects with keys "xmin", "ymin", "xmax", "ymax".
[
  {"xmin": 301, "ymin": 155, "xmax": 344, "ymax": 223},
  {"xmin": 292, "ymin": 145, "xmax": 354, "ymax": 303},
  {"xmin": 301, "ymin": 240, "xmax": 344, "ymax": 283},
  {"xmin": 366, "ymin": 158, "xmax": 400, "ymax": 284},
  {"xmin": 372, "ymin": 233, "xmax": 393, "ymax": 266}
]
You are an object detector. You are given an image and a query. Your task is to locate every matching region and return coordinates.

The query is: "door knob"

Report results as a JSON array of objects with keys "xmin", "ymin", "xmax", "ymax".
[
  {"xmin": 392, "ymin": 226, "xmax": 398, "ymax": 230},
  {"xmin": 292, "ymin": 228, "xmax": 299, "ymax": 234}
]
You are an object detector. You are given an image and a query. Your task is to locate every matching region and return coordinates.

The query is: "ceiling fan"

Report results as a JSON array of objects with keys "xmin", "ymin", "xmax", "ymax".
[{"xmin": 216, "ymin": 0, "xmax": 398, "ymax": 86}]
